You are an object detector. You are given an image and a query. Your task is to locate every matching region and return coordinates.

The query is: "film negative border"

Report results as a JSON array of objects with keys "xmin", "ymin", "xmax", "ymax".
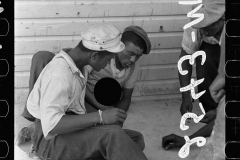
[
  {"xmin": 0, "ymin": 0, "xmax": 14, "ymax": 159},
  {"xmin": 225, "ymin": 1, "xmax": 240, "ymax": 159}
]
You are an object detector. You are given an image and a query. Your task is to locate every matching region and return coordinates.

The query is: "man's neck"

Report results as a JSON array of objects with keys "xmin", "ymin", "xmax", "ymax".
[
  {"xmin": 67, "ymin": 48, "xmax": 87, "ymax": 72},
  {"xmin": 115, "ymin": 55, "xmax": 124, "ymax": 71}
]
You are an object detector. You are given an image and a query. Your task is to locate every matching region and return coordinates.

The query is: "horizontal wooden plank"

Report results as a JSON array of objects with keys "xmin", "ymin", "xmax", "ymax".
[
  {"xmin": 131, "ymin": 93, "xmax": 181, "ymax": 102},
  {"xmin": 138, "ymin": 65, "xmax": 196, "ymax": 81},
  {"xmin": 15, "ymin": 88, "xmax": 28, "ymax": 105},
  {"xmin": 15, "ymin": 65, "xmax": 196, "ymax": 88},
  {"xmin": 140, "ymin": 49, "xmax": 181, "ymax": 66},
  {"xmin": 15, "ymin": 55, "xmax": 33, "ymax": 72},
  {"xmin": 15, "ymin": 32, "xmax": 183, "ymax": 55},
  {"xmin": 132, "ymin": 79, "xmax": 180, "ymax": 96},
  {"xmin": 15, "ymin": 1, "xmax": 191, "ymax": 18},
  {"xmin": 15, "ymin": 73, "xmax": 30, "ymax": 88},
  {"xmin": 15, "ymin": 16, "xmax": 188, "ymax": 36},
  {"xmin": 14, "ymin": 49, "xmax": 181, "ymax": 72},
  {"xmin": 15, "ymin": 86, "xmax": 182, "ymax": 105}
]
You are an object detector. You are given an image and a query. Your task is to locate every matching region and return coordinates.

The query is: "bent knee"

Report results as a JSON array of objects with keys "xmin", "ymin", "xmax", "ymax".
[
  {"xmin": 137, "ymin": 136, "xmax": 145, "ymax": 151},
  {"xmin": 106, "ymin": 125, "xmax": 126, "ymax": 137},
  {"xmin": 130, "ymin": 131, "xmax": 145, "ymax": 151}
]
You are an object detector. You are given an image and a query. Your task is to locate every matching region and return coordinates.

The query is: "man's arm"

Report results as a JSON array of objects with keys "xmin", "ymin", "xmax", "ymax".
[
  {"xmin": 85, "ymin": 85, "xmax": 109, "ymax": 110},
  {"xmin": 114, "ymin": 88, "xmax": 134, "ymax": 112},
  {"xmin": 178, "ymin": 48, "xmax": 194, "ymax": 115},
  {"xmin": 45, "ymin": 80, "xmax": 127, "ymax": 135},
  {"xmin": 179, "ymin": 48, "xmax": 193, "ymax": 99},
  {"xmin": 189, "ymin": 119, "xmax": 215, "ymax": 139},
  {"xmin": 34, "ymin": 76, "xmax": 126, "ymax": 138},
  {"xmin": 50, "ymin": 113, "xmax": 100, "ymax": 135},
  {"xmin": 85, "ymin": 85, "xmax": 133, "ymax": 112},
  {"xmin": 162, "ymin": 120, "xmax": 215, "ymax": 149},
  {"xmin": 50, "ymin": 108, "xmax": 127, "ymax": 135}
]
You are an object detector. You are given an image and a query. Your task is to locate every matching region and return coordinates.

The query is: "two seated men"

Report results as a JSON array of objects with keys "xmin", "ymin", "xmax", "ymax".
[{"xmin": 17, "ymin": 25, "xmax": 151, "ymax": 160}]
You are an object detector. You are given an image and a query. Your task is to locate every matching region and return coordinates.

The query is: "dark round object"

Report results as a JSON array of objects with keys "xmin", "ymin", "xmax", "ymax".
[{"xmin": 94, "ymin": 77, "xmax": 122, "ymax": 106}]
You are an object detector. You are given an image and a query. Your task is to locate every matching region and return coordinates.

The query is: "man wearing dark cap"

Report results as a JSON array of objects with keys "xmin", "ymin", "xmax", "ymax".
[
  {"xmin": 84, "ymin": 25, "xmax": 151, "ymax": 151},
  {"xmin": 179, "ymin": 0, "xmax": 225, "ymax": 124},
  {"xmin": 16, "ymin": 25, "xmax": 151, "ymax": 159},
  {"xmin": 85, "ymin": 25, "xmax": 151, "ymax": 113}
]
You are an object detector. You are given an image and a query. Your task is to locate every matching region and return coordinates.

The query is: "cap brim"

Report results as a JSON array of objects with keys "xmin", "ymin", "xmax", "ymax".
[{"xmin": 105, "ymin": 41, "xmax": 125, "ymax": 53}]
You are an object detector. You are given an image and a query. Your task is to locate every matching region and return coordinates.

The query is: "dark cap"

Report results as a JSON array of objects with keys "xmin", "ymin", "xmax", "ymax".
[
  {"xmin": 191, "ymin": 0, "xmax": 225, "ymax": 29},
  {"xmin": 123, "ymin": 26, "xmax": 151, "ymax": 54}
]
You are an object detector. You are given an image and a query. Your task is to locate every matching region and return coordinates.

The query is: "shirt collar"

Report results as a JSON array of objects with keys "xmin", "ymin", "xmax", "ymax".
[
  {"xmin": 55, "ymin": 50, "xmax": 85, "ymax": 79},
  {"xmin": 110, "ymin": 57, "xmax": 132, "ymax": 78}
]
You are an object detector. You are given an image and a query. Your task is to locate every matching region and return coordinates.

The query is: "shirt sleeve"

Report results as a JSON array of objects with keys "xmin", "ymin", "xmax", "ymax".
[
  {"xmin": 123, "ymin": 62, "xmax": 140, "ymax": 89},
  {"xmin": 39, "ymin": 76, "xmax": 70, "ymax": 140},
  {"xmin": 181, "ymin": 27, "xmax": 202, "ymax": 55}
]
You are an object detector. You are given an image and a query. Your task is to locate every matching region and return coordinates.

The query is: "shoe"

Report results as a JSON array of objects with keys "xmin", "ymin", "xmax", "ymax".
[{"xmin": 15, "ymin": 123, "xmax": 35, "ymax": 146}]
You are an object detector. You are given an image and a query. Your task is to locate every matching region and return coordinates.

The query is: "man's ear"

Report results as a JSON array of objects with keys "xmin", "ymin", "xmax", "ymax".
[{"xmin": 90, "ymin": 51, "xmax": 99, "ymax": 60}]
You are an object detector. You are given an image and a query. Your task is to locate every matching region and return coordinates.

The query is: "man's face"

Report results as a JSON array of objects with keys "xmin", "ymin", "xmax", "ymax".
[
  {"xmin": 117, "ymin": 42, "xmax": 144, "ymax": 68},
  {"xmin": 91, "ymin": 52, "xmax": 115, "ymax": 72},
  {"xmin": 199, "ymin": 17, "xmax": 224, "ymax": 37}
]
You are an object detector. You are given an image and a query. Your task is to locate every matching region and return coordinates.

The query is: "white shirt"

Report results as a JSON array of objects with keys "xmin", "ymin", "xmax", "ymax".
[
  {"xmin": 182, "ymin": 27, "xmax": 219, "ymax": 55},
  {"xmin": 27, "ymin": 50, "xmax": 91, "ymax": 140}
]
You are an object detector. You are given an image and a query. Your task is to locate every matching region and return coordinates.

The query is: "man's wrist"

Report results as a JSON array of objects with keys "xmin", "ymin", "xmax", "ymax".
[
  {"xmin": 99, "ymin": 104, "xmax": 109, "ymax": 110},
  {"xmin": 182, "ymin": 91, "xmax": 191, "ymax": 100},
  {"xmin": 98, "ymin": 110, "xmax": 104, "ymax": 125}
]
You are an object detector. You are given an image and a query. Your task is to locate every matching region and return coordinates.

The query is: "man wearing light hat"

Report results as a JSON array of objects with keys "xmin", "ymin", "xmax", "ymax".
[
  {"xmin": 21, "ymin": 24, "xmax": 148, "ymax": 160},
  {"xmin": 179, "ymin": 0, "xmax": 225, "ymax": 123}
]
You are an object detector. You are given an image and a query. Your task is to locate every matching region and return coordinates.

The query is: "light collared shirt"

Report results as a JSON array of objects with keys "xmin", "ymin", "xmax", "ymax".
[
  {"xmin": 182, "ymin": 27, "xmax": 219, "ymax": 55},
  {"xmin": 27, "ymin": 50, "xmax": 91, "ymax": 139},
  {"xmin": 87, "ymin": 57, "xmax": 140, "ymax": 93}
]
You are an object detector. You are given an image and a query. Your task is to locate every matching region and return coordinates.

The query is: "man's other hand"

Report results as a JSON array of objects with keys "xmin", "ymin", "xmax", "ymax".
[
  {"xmin": 180, "ymin": 98, "xmax": 193, "ymax": 116},
  {"xmin": 209, "ymin": 74, "xmax": 225, "ymax": 103},
  {"xmin": 162, "ymin": 134, "xmax": 185, "ymax": 150},
  {"xmin": 102, "ymin": 108, "xmax": 127, "ymax": 126},
  {"xmin": 200, "ymin": 109, "xmax": 217, "ymax": 124}
]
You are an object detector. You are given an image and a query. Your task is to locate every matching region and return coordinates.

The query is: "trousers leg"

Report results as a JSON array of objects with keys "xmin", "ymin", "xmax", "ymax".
[
  {"xmin": 196, "ymin": 42, "xmax": 220, "ymax": 112},
  {"xmin": 85, "ymin": 102, "xmax": 145, "ymax": 151},
  {"xmin": 123, "ymin": 129, "xmax": 145, "ymax": 151},
  {"xmin": 21, "ymin": 51, "xmax": 55, "ymax": 122},
  {"xmin": 32, "ymin": 120, "xmax": 148, "ymax": 160}
]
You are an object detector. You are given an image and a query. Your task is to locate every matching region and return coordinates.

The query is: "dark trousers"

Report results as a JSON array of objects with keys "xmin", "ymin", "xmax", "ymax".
[
  {"xmin": 196, "ymin": 41, "xmax": 221, "ymax": 112},
  {"xmin": 32, "ymin": 119, "xmax": 147, "ymax": 160}
]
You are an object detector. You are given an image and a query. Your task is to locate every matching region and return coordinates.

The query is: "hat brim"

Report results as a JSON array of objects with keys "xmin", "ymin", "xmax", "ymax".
[{"xmin": 105, "ymin": 41, "xmax": 125, "ymax": 53}]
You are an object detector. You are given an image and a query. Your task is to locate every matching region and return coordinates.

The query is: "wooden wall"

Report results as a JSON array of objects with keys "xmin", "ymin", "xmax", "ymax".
[{"xmin": 15, "ymin": 0, "xmax": 194, "ymax": 105}]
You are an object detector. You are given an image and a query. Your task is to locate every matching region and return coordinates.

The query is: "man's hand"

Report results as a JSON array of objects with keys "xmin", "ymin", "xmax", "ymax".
[
  {"xmin": 180, "ymin": 98, "xmax": 193, "ymax": 116},
  {"xmin": 200, "ymin": 109, "xmax": 217, "ymax": 124},
  {"xmin": 102, "ymin": 108, "xmax": 127, "ymax": 126},
  {"xmin": 209, "ymin": 74, "xmax": 225, "ymax": 103},
  {"xmin": 162, "ymin": 134, "xmax": 185, "ymax": 150},
  {"xmin": 210, "ymin": 88, "xmax": 225, "ymax": 103}
]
